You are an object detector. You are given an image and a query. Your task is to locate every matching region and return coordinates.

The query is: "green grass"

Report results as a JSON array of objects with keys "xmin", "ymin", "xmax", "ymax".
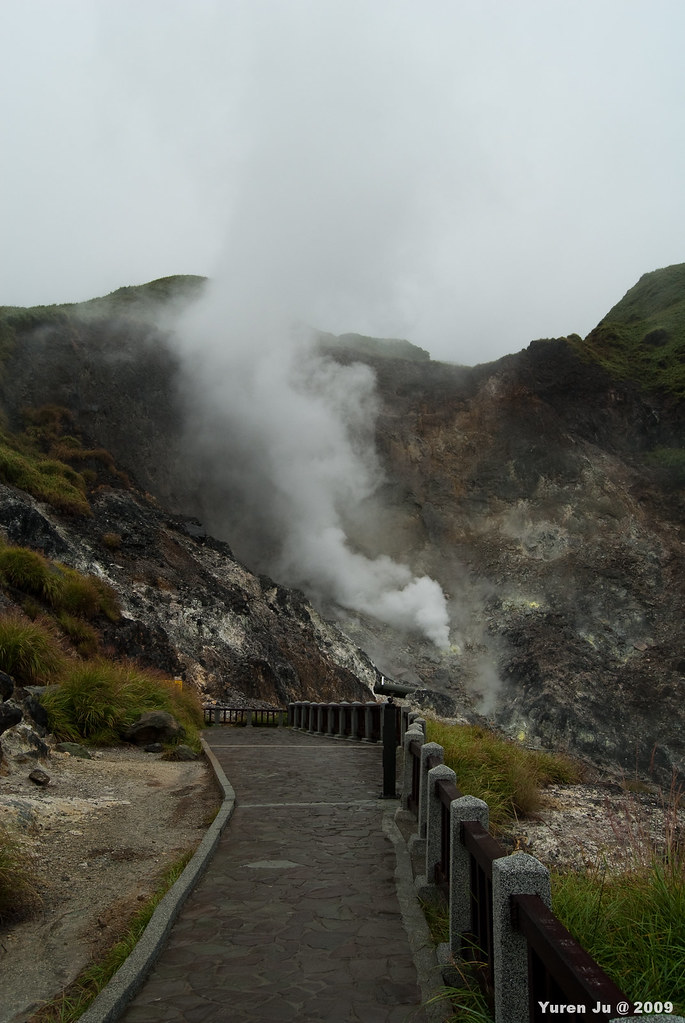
[
  {"xmin": 0, "ymin": 430, "xmax": 91, "ymax": 516},
  {"xmin": 29, "ymin": 850, "xmax": 195, "ymax": 1023},
  {"xmin": 425, "ymin": 719, "xmax": 580, "ymax": 829},
  {"xmin": 571, "ymin": 262, "xmax": 685, "ymax": 398},
  {"xmin": 0, "ymin": 544, "xmax": 120, "ymax": 627},
  {"xmin": 0, "ymin": 613, "xmax": 65, "ymax": 685},
  {"xmin": 40, "ymin": 659, "xmax": 204, "ymax": 747},
  {"xmin": 0, "ymin": 824, "xmax": 42, "ymax": 923},
  {"xmin": 552, "ymin": 851, "xmax": 685, "ymax": 1013}
]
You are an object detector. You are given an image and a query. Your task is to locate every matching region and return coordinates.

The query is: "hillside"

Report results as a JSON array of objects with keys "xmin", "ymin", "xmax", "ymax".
[
  {"xmin": 573, "ymin": 262, "xmax": 685, "ymax": 399},
  {"xmin": 0, "ymin": 268, "xmax": 683, "ymax": 784}
]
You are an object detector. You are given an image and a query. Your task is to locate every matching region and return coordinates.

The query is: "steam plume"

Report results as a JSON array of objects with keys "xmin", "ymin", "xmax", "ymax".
[{"xmin": 173, "ymin": 283, "xmax": 450, "ymax": 649}]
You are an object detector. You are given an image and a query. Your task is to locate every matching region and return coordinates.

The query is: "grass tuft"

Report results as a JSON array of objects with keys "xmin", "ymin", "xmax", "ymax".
[
  {"xmin": 0, "ymin": 824, "xmax": 42, "ymax": 923},
  {"xmin": 426, "ymin": 719, "xmax": 580, "ymax": 829},
  {"xmin": 0, "ymin": 543, "xmax": 120, "ymax": 624},
  {"xmin": 0, "ymin": 612, "xmax": 65, "ymax": 685}
]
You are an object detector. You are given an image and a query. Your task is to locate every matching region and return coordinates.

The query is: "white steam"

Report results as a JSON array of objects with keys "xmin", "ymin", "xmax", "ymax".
[
  {"xmin": 173, "ymin": 283, "xmax": 450, "ymax": 649},
  {"xmin": 161, "ymin": 2, "xmax": 455, "ymax": 649}
]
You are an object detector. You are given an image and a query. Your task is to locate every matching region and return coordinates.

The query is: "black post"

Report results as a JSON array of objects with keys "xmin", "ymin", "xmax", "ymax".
[{"xmin": 382, "ymin": 699, "xmax": 398, "ymax": 798}]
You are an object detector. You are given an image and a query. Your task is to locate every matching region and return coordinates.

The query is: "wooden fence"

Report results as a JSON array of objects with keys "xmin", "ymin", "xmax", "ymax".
[{"xmin": 402, "ymin": 716, "xmax": 675, "ymax": 1023}]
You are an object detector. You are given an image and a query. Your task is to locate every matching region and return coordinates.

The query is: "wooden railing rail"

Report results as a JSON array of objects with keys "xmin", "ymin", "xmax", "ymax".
[{"xmin": 512, "ymin": 893, "xmax": 630, "ymax": 1023}]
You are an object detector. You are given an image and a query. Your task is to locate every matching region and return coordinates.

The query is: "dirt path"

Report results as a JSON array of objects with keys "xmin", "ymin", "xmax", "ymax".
[{"xmin": 0, "ymin": 745, "xmax": 220, "ymax": 1023}]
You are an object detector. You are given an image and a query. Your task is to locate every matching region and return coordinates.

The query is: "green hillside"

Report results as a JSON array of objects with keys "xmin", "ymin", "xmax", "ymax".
[{"xmin": 572, "ymin": 263, "xmax": 685, "ymax": 398}]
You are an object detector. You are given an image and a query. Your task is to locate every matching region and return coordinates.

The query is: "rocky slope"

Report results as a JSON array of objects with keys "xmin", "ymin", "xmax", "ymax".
[
  {"xmin": 0, "ymin": 268, "xmax": 683, "ymax": 783},
  {"xmin": 0, "ymin": 481, "xmax": 376, "ymax": 709}
]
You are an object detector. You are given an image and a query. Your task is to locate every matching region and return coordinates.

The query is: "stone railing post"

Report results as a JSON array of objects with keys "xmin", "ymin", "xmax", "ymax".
[
  {"xmin": 492, "ymin": 853, "xmax": 551, "ymax": 1023},
  {"xmin": 349, "ymin": 702, "xmax": 363, "ymax": 740},
  {"xmin": 401, "ymin": 722, "xmax": 424, "ymax": 811},
  {"xmin": 407, "ymin": 711, "xmax": 426, "ymax": 737},
  {"xmin": 336, "ymin": 702, "xmax": 349, "ymax": 739},
  {"xmin": 362, "ymin": 702, "xmax": 377, "ymax": 742},
  {"xmin": 418, "ymin": 742, "xmax": 444, "ymax": 839},
  {"xmin": 448, "ymin": 796, "xmax": 490, "ymax": 961},
  {"xmin": 420, "ymin": 764, "xmax": 457, "ymax": 897}
]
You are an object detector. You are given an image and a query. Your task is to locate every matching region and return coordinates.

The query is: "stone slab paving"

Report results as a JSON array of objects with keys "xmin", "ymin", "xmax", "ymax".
[{"xmin": 120, "ymin": 727, "xmax": 431, "ymax": 1023}]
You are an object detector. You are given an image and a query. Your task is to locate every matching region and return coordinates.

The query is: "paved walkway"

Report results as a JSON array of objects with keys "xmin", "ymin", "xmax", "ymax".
[{"xmin": 120, "ymin": 727, "xmax": 432, "ymax": 1023}]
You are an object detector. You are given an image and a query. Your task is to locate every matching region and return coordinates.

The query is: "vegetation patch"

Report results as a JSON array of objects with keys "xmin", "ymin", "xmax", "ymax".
[
  {"xmin": 0, "ymin": 543, "xmax": 120, "ymax": 626},
  {"xmin": 0, "ymin": 428, "xmax": 91, "ymax": 516},
  {"xmin": 40, "ymin": 660, "xmax": 204, "ymax": 748},
  {"xmin": 0, "ymin": 613, "xmax": 65, "ymax": 685},
  {"xmin": 425, "ymin": 719, "xmax": 580, "ymax": 829},
  {"xmin": 552, "ymin": 850, "xmax": 684, "ymax": 1013},
  {"xmin": 571, "ymin": 262, "xmax": 685, "ymax": 397},
  {"xmin": 0, "ymin": 824, "xmax": 42, "ymax": 924}
]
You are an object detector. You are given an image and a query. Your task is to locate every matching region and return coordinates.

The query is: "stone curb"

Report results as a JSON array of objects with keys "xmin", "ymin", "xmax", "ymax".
[
  {"xmin": 383, "ymin": 809, "xmax": 453, "ymax": 1023},
  {"xmin": 76, "ymin": 738, "xmax": 235, "ymax": 1023}
]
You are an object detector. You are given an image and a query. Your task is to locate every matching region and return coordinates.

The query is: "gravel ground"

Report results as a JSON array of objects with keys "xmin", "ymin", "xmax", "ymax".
[{"xmin": 0, "ymin": 744, "xmax": 219, "ymax": 1023}]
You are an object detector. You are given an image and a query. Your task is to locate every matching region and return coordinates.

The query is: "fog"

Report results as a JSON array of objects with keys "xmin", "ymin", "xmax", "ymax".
[{"xmin": 2, "ymin": 1, "xmax": 685, "ymax": 364}]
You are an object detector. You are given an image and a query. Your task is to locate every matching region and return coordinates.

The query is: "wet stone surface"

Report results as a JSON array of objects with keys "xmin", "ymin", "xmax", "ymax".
[{"xmin": 121, "ymin": 728, "xmax": 425, "ymax": 1023}]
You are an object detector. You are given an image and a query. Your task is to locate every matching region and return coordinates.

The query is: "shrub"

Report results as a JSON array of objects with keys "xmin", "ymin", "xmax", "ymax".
[
  {"xmin": 0, "ymin": 613, "xmax": 64, "ymax": 685},
  {"xmin": 55, "ymin": 566, "xmax": 120, "ymax": 622},
  {"xmin": 41, "ymin": 660, "xmax": 204, "ymax": 747},
  {"xmin": 0, "ymin": 547, "xmax": 62, "ymax": 603},
  {"xmin": 0, "ymin": 825, "xmax": 42, "ymax": 923},
  {"xmin": 55, "ymin": 613, "xmax": 99, "ymax": 657},
  {"xmin": 101, "ymin": 532, "xmax": 122, "ymax": 550},
  {"xmin": 0, "ymin": 438, "xmax": 91, "ymax": 516}
]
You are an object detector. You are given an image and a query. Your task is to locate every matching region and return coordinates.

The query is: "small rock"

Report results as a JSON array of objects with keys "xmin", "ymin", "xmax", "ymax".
[
  {"xmin": 143, "ymin": 743, "xmax": 164, "ymax": 753},
  {"xmin": 29, "ymin": 768, "xmax": 50, "ymax": 786},
  {"xmin": 123, "ymin": 710, "xmax": 184, "ymax": 746}
]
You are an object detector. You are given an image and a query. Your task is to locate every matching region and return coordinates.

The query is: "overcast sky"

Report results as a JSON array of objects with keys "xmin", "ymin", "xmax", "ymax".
[{"xmin": 2, "ymin": 0, "xmax": 684, "ymax": 364}]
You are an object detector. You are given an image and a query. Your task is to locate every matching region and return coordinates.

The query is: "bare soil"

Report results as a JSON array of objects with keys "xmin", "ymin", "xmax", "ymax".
[{"xmin": 0, "ymin": 745, "xmax": 219, "ymax": 1023}]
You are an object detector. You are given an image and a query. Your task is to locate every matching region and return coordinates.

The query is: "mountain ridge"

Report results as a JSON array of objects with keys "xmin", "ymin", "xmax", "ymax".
[{"xmin": 0, "ymin": 267, "xmax": 683, "ymax": 782}]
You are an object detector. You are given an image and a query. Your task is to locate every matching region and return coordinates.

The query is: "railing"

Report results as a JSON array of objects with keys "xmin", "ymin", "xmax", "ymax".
[
  {"xmin": 204, "ymin": 706, "xmax": 287, "ymax": 726},
  {"xmin": 401, "ymin": 718, "xmax": 680, "ymax": 1023},
  {"xmin": 288, "ymin": 699, "xmax": 405, "ymax": 745}
]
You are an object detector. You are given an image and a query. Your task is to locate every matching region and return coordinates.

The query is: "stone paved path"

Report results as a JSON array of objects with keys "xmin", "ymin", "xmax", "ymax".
[{"xmin": 121, "ymin": 727, "xmax": 429, "ymax": 1023}]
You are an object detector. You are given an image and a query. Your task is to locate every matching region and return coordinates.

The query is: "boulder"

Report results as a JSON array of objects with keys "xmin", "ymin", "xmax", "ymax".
[
  {"xmin": 123, "ymin": 710, "xmax": 184, "ymax": 746},
  {"xmin": 0, "ymin": 670, "xmax": 14, "ymax": 702},
  {"xmin": 55, "ymin": 742, "xmax": 92, "ymax": 759},
  {"xmin": 1, "ymin": 723, "xmax": 50, "ymax": 763},
  {"xmin": 0, "ymin": 701, "xmax": 23, "ymax": 736}
]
